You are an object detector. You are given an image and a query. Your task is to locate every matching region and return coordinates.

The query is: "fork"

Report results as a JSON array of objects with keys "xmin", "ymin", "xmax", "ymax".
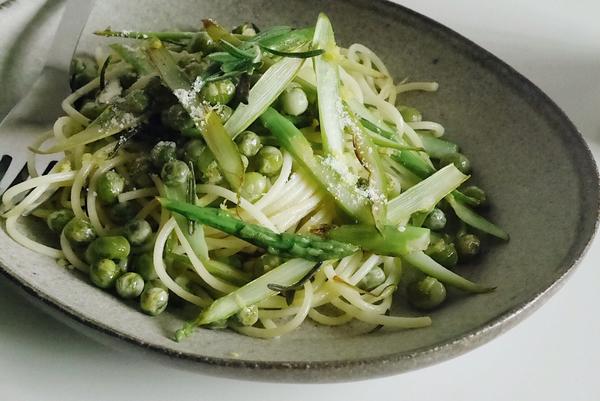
[{"xmin": 0, "ymin": 0, "xmax": 95, "ymax": 194}]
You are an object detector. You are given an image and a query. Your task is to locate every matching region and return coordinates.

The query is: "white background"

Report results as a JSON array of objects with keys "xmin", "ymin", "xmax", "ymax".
[{"xmin": 1, "ymin": 1, "xmax": 599, "ymax": 400}]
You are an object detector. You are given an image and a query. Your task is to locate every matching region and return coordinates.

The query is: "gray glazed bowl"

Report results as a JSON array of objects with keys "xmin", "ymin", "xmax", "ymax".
[{"xmin": 0, "ymin": 0, "xmax": 598, "ymax": 382}]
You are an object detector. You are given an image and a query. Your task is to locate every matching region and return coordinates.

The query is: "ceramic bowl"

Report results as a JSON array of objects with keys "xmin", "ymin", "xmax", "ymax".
[{"xmin": 0, "ymin": 0, "xmax": 598, "ymax": 382}]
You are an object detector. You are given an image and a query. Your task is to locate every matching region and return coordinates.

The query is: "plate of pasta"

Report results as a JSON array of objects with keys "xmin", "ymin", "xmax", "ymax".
[{"xmin": 0, "ymin": 0, "xmax": 597, "ymax": 382}]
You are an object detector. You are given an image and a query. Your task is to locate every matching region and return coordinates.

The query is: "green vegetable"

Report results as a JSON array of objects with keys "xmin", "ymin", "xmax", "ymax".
[
  {"xmin": 240, "ymin": 172, "xmax": 269, "ymax": 202},
  {"xmin": 224, "ymin": 57, "xmax": 304, "ymax": 137},
  {"xmin": 183, "ymin": 139, "xmax": 207, "ymax": 164},
  {"xmin": 392, "ymin": 150, "xmax": 435, "ymax": 179},
  {"xmin": 119, "ymin": 90, "xmax": 150, "ymax": 114},
  {"xmin": 417, "ymin": 134, "xmax": 459, "ymax": 160},
  {"xmin": 46, "ymin": 209, "xmax": 74, "ymax": 233},
  {"xmin": 398, "ymin": 106, "xmax": 422, "ymax": 123},
  {"xmin": 326, "ymin": 225, "xmax": 430, "ymax": 257},
  {"xmin": 407, "ymin": 276, "xmax": 446, "ymax": 310},
  {"xmin": 150, "ymin": 141, "xmax": 177, "ymax": 169},
  {"xmin": 175, "ymin": 258, "xmax": 315, "ymax": 340},
  {"xmin": 124, "ymin": 219, "xmax": 152, "ymax": 246},
  {"xmin": 200, "ymin": 80, "xmax": 236, "ymax": 105},
  {"xmin": 312, "ymin": 13, "xmax": 345, "ymax": 157},
  {"xmin": 403, "ymin": 251, "xmax": 493, "ymax": 293},
  {"xmin": 108, "ymin": 201, "xmax": 138, "ymax": 224},
  {"xmin": 70, "ymin": 55, "xmax": 98, "ymax": 90},
  {"xmin": 162, "ymin": 104, "xmax": 195, "ymax": 133},
  {"xmin": 64, "ymin": 217, "xmax": 97, "ymax": 245},
  {"xmin": 456, "ymin": 233, "xmax": 481, "ymax": 258},
  {"xmin": 387, "ymin": 164, "xmax": 468, "ymax": 225},
  {"xmin": 423, "ymin": 208, "xmax": 447, "ymax": 231},
  {"xmin": 461, "ymin": 185, "xmax": 487, "ymax": 206},
  {"xmin": 80, "ymin": 101, "xmax": 107, "ymax": 120},
  {"xmin": 236, "ymin": 304, "xmax": 259, "ymax": 326},
  {"xmin": 160, "ymin": 198, "xmax": 359, "ymax": 261},
  {"xmin": 96, "ymin": 171, "xmax": 125, "ymax": 204},
  {"xmin": 31, "ymin": 92, "xmax": 142, "ymax": 154},
  {"xmin": 109, "ymin": 43, "xmax": 154, "ymax": 75},
  {"xmin": 441, "ymin": 153, "xmax": 471, "ymax": 174},
  {"xmin": 446, "ymin": 194, "xmax": 509, "ymax": 240},
  {"xmin": 425, "ymin": 238, "xmax": 458, "ymax": 268},
  {"xmin": 187, "ymin": 31, "xmax": 218, "ymax": 53},
  {"xmin": 133, "ymin": 252, "xmax": 158, "ymax": 281},
  {"xmin": 140, "ymin": 285, "xmax": 169, "ymax": 316},
  {"xmin": 203, "ymin": 111, "xmax": 244, "ymax": 190},
  {"xmin": 359, "ymin": 266, "xmax": 386, "ymax": 290},
  {"xmin": 161, "ymin": 160, "xmax": 191, "ymax": 187},
  {"xmin": 347, "ymin": 107, "xmax": 388, "ymax": 230},
  {"xmin": 89, "ymin": 258, "xmax": 122, "ymax": 289},
  {"xmin": 256, "ymin": 146, "xmax": 283, "ymax": 176},
  {"xmin": 95, "ymin": 28, "xmax": 196, "ymax": 41},
  {"xmin": 86, "ymin": 236, "xmax": 131, "ymax": 262},
  {"xmin": 280, "ymin": 84, "xmax": 308, "ymax": 116},
  {"xmin": 236, "ymin": 131, "xmax": 263, "ymax": 157},
  {"xmin": 260, "ymin": 107, "xmax": 373, "ymax": 224},
  {"xmin": 116, "ymin": 272, "xmax": 145, "ymax": 299}
]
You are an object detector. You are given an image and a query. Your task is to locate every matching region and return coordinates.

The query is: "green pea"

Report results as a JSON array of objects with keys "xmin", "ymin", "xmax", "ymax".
[
  {"xmin": 457, "ymin": 233, "xmax": 481, "ymax": 258},
  {"xmin": 425, "ymin": 238, "xmax": 458, "ymax": 268},
  {"xmin": 423, "ymin": 208, "xmax": 447, "ymax": 231},
  {"xmin": 96, "ymin": 171, "xmax": 125, "ymax": 205},
  {"xmin": 128, "ymin": 156, "xmax": 153, "ymax": 188},
  {"xmin": 108, "ymin": 202, "xmax": 138, "ymax": 225},
  {"xmin": 70, "ymin": 55, "xmax": 98, "ymax": 90},
  {"xmin": 187, "ymin": 31, "xmax": 217, "ymax": 53},
  {"xmin": 116, "ymin": 272, "xmax": 145, "ymax": 299},
  {"xmin": 86, "ymin": 236, "xmax": 131, "ymax": 263},
  {"xmin": 183, "ymin": 139, "xmax": 207, "ymax": 164},
  {"xmin": 119, "ymin": 90, "xmax": 150, "ymax": 114},
  {"xmin": 201, "ymin": 160, "xmax": 223, "ymax": 184},
  {"xmin": 124, "ymin": 219, "xmax": 152, "ymax": 246},
  {"xmin": 89, "ymin": 258, "xmax": 122, "ymax": 289},
  {"xmin": 218, "ymin": 104, "xmax": 233, "ymax": 122},
  {"xmin": 462, "ymin": 185, "xmax": 487, "ymax": 206},
  {"xmin": 161, "ymin": 104, "xmax": 194, "ymax": 133},
  {"xmin": 407, "ymin": 276, "xmax": 446, "ymax": 310},
  {"xmin": 256, "ymin": 146, "xmax": 283, "ymax": 176},
  {"xmin": 359, "ymin": 266, "xmax": 386, "ymax": 290},
  {"xmin": 150, "ymin": 141, "xmax": 177, "ymax": 169},
  {"xmin": 236, "ymin": 131, "xmax": 262, "ymax": 157},
  {"xmin": 280, "ymin": 85, "xmax": 308, "ymax": 116},
  {"xmin": 161, "ymin": 160, "xmax": 191, "ymax": 187},
  {"xmin": 132, "ymin": 253, "xmax": 158, "ymax": 281},
  {"xmin": 236, "ymin": 304, "xmax": 258, "ymax": 326},
  {"xmin": 46, "ymin": 209, "xmax": 74, "ymax": 233},
  {"xmin": 240, "ymin": 172, "xmax": 268, "ymax": 202},
  {"xmin": 64, "ymin": 217, "xmax": 97, "ymax": 245},
  {"xmin": 80, "ymin": 101, "xmax": 107, "ymax": 120},
  {"xmin": 200, "ymin": 80, "xmax": 236, "ymax": 105},
  {"xmin": 442, "ymin": 153, "xmax": 471, "ymax": 174},
  {"xmin": 140, "ymin": 286, "xmax": 169, "ymax": 316},
  {"xmin": 398, "ymin": 106, "xmax": 422, "ymax": 123}
]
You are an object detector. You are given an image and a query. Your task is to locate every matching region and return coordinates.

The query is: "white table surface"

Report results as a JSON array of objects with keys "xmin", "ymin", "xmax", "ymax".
[{"xmin": 1, "ymin": 1, "xmax": 599, "ymax": 400}]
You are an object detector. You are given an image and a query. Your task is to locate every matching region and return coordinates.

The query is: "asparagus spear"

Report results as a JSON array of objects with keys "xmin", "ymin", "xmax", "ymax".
[
  {"xmin": 159, "ymin": 198, "xmax": 359, "ymax": 261},
  {"xmin": 326, "ymin": 224, "xmax": 430, "ymax": 256},
  {"xmin": 175, "ymin": 258, "xmax": 316, "ymax": 341}
]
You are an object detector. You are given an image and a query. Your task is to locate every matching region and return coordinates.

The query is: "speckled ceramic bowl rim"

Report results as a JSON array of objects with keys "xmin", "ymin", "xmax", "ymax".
[{"xmin": 1, "ymin": 0, "xmax": 598, "ymax": 382}]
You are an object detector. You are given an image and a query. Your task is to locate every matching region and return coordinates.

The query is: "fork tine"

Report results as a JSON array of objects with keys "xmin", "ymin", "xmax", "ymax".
[{"xmin": 0, "ymin": 159, "xmax": 26, "ymax": 195}]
